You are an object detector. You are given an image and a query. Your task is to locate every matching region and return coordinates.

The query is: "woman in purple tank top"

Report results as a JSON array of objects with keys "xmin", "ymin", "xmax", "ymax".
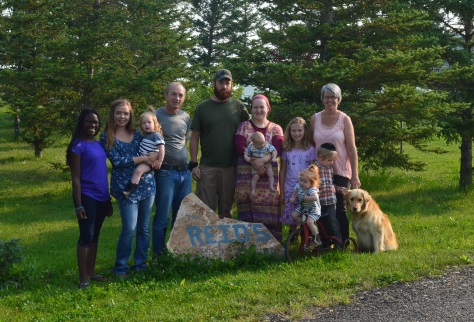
[{"xmin": 310, "ymin": 83, "xmax": 361, "ymax": 241}]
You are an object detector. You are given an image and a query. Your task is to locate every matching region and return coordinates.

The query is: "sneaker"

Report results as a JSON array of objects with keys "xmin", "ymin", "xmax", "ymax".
[{"xmin": 307, "ymin": 234, "xmax": 322, "ymax": 247}]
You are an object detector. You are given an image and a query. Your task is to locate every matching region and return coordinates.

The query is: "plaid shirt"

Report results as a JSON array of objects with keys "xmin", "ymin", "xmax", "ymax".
[{"xmin": 316, "ymin": 161, "xmax": 337, "ymax": 205}]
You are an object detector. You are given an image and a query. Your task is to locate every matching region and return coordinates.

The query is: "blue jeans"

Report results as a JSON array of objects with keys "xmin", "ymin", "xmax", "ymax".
[
  {"xmin": 152, "ymin": 169, "xmax": 191, "ymax": 254},
  {"xmin": 114, "ymin": 194, "xmax": 154, "ymax": 274}
]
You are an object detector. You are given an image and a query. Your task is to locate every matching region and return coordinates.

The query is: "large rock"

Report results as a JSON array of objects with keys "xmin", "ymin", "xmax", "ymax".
[{"xmin": 167, "ymin": 193, "xmax": 284, "ymax": 260}]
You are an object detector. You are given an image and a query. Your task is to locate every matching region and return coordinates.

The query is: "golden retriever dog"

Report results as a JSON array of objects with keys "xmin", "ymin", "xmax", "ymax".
[{"xmin": 344, "ymin": 189, "xmax": 398, "ymax": 253}]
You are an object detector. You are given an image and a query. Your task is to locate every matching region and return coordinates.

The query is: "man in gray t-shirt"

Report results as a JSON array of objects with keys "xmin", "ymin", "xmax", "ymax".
[{"xmin": 151, "ymin": 82, "xmax": 192, "ymax": 258}]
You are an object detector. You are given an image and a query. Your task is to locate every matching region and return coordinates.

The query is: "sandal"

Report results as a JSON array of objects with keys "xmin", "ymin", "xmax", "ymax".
[
  {"xmin": 78, "ymin": 282, "xmax": 89, "ymax": 290},
  {"xmin": 89, "ymin": 274, "xmax": 107, "ymax": 282}
]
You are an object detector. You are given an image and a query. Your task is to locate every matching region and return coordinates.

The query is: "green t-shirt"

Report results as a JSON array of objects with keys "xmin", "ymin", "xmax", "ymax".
[{"xmin": 191, "ymin": 97, "xmax": 249, "ymax": 167}]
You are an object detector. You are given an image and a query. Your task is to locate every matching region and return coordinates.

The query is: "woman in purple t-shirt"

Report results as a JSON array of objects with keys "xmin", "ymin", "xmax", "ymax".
[{"xmin": 66, "ymin": 109, "xmax": 113, "ymax": 290}]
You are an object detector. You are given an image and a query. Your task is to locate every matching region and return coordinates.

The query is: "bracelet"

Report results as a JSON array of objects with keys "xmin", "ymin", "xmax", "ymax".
[
  {"xmin": 188, "ymin": 161, "xmax": 199, "ymax": 171},
  {"xmin": 75, "ymin": 206, "xmax": 84, "ymax": 211}
]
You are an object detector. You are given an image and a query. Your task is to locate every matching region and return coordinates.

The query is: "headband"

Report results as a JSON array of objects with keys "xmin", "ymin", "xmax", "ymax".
[{"xmin": 252, "ymin": 94, "xmax": 271, "ymax": 113}]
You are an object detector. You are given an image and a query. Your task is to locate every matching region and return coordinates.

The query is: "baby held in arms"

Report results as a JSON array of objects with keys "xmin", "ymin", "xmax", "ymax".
[{"xmin": 244, "ymin": 132, "xmax": 277, "ymax": 196}]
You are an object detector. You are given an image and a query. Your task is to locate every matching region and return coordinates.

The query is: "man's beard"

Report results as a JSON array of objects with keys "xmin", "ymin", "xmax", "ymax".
[{"xmin": 214, "ymin": 86, "xmax": 232, "ymax": 101}]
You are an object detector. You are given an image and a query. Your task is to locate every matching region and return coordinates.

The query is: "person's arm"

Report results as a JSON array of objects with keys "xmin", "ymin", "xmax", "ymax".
[
  {"xmin": 271, "ymin": 135, "xmax": 284, "ymax": 156},
  {"xmin": 309, "ymin": 114, "xmax": 316, "ymax": 145},
  {"xmin": 70, "ymin": 153, "xmax": 87, "ymax": 220},
  {"xmin": 235, "ymin": 134, "xmax": 248, "ymax": 157},
  {"xmin": 134, "ymin": 155, "xmax": 150, "ymax": 165},
  {"xmin": 100, "ymin": 133, "xmax": 144, "ymax": 168},
  {"xmin": 303, "ymin": 189, "xmax": 319, "ymax": 202},
  {"xmin": 289, "ymin": 188, "xmax": 298, "ymax": 203},
  {"xmin": 189, "ymin": 130, "xmax": 201, "ymax": 180},
  {"xmin": 153, "ymin": 145, "xmax": 165, "ymax": 169},
  {"xmin": 252, "ymin": 153, "xmax": 272, "ymax": 167},
  {"xmin": 244, "ymin": 147, "xmax": 252, "ymax": 163},
  {"xmin": 271, "ymin": 149, "xmax": 278, "ymax": 162},
  {"xmin": 343, "ymin": 115, "xmax": 360, "ymax": 188},
  {"xmin": 279, "ymin": 158, "xmax": 287, "ymax": 204}
]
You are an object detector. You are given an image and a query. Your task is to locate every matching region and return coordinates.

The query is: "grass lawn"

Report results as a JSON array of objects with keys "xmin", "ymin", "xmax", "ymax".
[{"xmin": 0, "ymin": 109, "xmax": 473, "ymax": 321}]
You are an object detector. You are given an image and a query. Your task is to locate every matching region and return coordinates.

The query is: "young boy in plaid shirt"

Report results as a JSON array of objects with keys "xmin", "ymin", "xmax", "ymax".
[{"xmin": 315, "ymin": 143, "xmax": 342, "ymax": 247}]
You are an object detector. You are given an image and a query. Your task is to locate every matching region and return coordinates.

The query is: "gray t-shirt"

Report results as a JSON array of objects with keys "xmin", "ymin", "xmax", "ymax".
[{"xmin": 155, "ymin": 107, "xmax": 190, "ymax": 166}]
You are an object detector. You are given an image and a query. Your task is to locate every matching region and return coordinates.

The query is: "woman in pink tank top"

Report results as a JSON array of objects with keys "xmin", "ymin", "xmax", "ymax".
[{"xmin": 310, "ymin": 83, "xmax": 360, "ymax": 241}]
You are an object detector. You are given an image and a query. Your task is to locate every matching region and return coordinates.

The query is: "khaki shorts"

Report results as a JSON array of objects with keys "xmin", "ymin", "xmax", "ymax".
[{"xmin": 195, "ymin": 165, "xmax": 236, "ymax": 218}]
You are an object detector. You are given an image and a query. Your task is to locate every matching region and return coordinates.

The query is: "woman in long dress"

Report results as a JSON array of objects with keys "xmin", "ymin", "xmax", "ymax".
[{"xmin": 234, "ymin": 94, "xmax": 284, "ymax": 241}]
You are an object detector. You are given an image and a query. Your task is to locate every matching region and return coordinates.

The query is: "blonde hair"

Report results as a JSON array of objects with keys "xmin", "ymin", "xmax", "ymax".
[
  {"xmin": 103, "ymin": 99, "xmax": 135, "ymax": 151},
  {"xmin": 283, "ymin": 117, "xmax": 312, "ymax": 151},
  {"xmin": 140, "ymin": 105, "xmax": 162, "ymax": 135},
  {"xmin": 299, "ymin": 164, "xmax": 320, "ymax": 188}
]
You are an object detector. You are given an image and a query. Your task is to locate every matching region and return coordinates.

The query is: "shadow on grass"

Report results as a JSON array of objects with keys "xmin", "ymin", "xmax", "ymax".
[{"xmin": 0, "ymin": 155, "xmax": 33, "ymax": 165}]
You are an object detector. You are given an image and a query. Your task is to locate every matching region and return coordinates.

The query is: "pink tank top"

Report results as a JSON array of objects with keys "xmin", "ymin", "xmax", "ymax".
[{"xmin": 313, "ymin": 111, "xmax": 352, "ymax": 179}]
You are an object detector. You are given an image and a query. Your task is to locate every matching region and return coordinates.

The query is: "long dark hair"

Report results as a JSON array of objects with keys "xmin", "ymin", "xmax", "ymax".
[{"xmin": 66, "ymin": 108, "xmax": 100, "ymax": 167}]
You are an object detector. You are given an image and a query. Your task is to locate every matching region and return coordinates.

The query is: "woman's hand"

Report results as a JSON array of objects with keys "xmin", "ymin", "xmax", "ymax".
[
  {"xmin": 250, "ymin": 158, "xmax": 268, "ymax": 176},
  {"xmin": 256, "ymin": 165, "xmax": 267, "ymax": 176},
  {"xmin": 76, "ymin": 207, "xmax": 87, "ymax": 220},
  {"xmin": 250, "ymin": 157, "xmax": 265, "ymax": 169},
  {"xmin": 351, "ymin": 176, "xmax": 361, "ymax": 189},
  {"xmin": 147, "ymin": 152, "xmax": 159, "ymax": 166}
]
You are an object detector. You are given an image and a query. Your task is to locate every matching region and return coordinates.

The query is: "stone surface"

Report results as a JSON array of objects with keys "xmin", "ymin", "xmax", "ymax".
[{"xmin": 167, "ymin": 193, "xmax": 284, "ymax": 260}]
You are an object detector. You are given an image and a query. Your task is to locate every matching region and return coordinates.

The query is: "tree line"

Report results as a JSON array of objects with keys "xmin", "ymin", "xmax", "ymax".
[{"xmin": 0, "ymin": 0, "xmax": 472, "ymax": 188}]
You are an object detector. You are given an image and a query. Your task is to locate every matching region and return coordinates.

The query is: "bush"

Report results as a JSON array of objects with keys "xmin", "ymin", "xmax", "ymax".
[{"xmin": 0, "ymin": 238, "xmax": 22, "ymax": 284}]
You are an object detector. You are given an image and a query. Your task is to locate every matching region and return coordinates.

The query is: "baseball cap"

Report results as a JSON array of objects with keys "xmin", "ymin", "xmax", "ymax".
[{"xmin": 214, "ymin": 69, "xmax": 232, "ymax": 81}]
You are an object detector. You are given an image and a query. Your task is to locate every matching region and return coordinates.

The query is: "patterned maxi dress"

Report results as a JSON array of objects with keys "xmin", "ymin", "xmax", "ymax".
[{"xmin": 234, "ymin": 120, "xmax": 284, "ymax": 241}]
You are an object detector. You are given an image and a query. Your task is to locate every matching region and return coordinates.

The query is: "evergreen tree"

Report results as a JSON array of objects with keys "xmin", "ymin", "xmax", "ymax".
[
  {"xmin": 189, "ymin": 0, "xmax": 233, "ymax": 68},
  {"xmin": 258, "ymin": 0, "xmax": 445, "ymax": 171},
  {"xmin": 412, "ymin": 0, "xmax": 474, "ymax": 188},
  {"xmin": 0, "ymin": 0, "xmax": 191, "ymax": 157},
  {"xmin": 0, "ymin": 0, "xmax": 66, "ymax": 157},
  {"xmin": 188, "ymin": 0, "xmax": 266, "ymax": 86}
]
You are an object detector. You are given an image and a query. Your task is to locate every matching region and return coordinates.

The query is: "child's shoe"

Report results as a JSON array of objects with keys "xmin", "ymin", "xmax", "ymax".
[
  {"xmin": 122, "ymin": 182, "xmax": 138, "ymax": 200},
  {"xmin": 308, "ymin": 234, "xmax": 322, "ymax": 247}
]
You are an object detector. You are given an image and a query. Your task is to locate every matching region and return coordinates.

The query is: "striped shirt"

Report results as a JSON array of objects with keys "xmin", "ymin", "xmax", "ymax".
[
  {"xmin": 294, "ymin": 185, "xmax": 321, "ymax": 220},
  {"xmin": 139, "ymin": 132, "xmax": 164, "ymax": 156}
]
